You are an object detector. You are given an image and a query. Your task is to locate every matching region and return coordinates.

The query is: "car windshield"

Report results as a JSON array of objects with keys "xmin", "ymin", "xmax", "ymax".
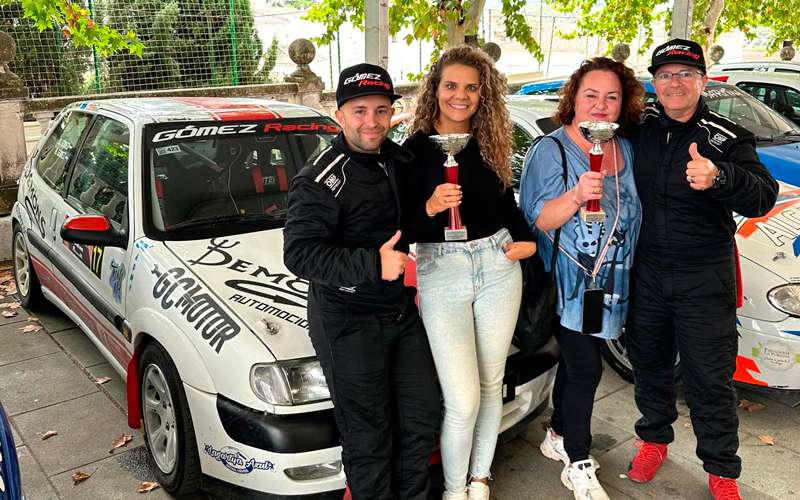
[{"xmin": 143, "ymin": 118, "xmax": 339, "ymax": 238}]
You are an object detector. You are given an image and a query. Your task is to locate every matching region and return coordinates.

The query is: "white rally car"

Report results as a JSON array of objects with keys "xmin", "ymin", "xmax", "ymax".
[{"xmin": 10, "ymin": 97, "xmax": 558, "ymax": 497}]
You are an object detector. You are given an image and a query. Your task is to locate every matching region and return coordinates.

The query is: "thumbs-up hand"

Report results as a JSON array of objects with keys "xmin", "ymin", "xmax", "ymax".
[
  {"xmin": 686, "ymin": 142, "xmax": 718, "ymax": 191},
  {"xmin": 379, "ymin": 230, "xmax": 408, "ymax": 281}
]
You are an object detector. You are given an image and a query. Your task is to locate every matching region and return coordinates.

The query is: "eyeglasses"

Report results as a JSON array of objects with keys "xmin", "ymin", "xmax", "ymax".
[{"xmin": 653, "ymin": 70, "xmax": 704, "ymax": 83}]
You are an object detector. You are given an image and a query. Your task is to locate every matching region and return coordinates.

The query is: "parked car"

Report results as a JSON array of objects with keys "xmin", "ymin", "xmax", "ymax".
[
  {"xmin": 707, "ymin": 71, "xmax": 800, "ymax": 125},
  {"xmin": 710, "ymin": 60, "xmax": 800, "ymax": 75},
  {"xmin": 518, "ymin": 78, "xmax": 800, "ymax": 188},
  {"xmin": 0, "ymin": 402, "xmax": 22, "ymax": 500},
  {"xmin": 11, "ymin": 97, "xmax": 557, "ymax": 498}
]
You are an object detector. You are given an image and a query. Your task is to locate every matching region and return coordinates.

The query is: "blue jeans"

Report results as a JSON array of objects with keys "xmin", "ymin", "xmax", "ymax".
[{"xmin": 416, "ymin": 228, "xmax": 522, "ymax": 493}]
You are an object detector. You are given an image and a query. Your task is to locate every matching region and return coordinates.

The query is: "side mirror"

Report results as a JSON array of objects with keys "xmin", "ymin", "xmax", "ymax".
[{"xmin": 60, "ymin": 215, "xmax": 127, "ymax": 249}]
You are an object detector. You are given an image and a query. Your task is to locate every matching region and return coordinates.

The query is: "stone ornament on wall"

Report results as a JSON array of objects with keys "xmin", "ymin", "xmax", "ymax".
[
  {"xmin": 0, "ymin": 30, "xmax": 27, "ymax": 98},
  {"xmin": 780, "ymin": 41, "xmax": 795, "ymax": 61}
]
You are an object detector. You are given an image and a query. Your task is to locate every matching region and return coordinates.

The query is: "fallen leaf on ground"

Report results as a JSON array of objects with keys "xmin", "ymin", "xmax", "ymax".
[
  {"xmin": 0, "ymin": 294, "xmax": 5, "ymax": 300},
  {"xmin": 109, "ymin": 433, "xmax": 133, "ymax": 453},
  {"xmin": 26, "ymin": 316, "xmax": 39, "ymax": 322},
  {"xmin": 95, "ymin": 376, "xmax": 112, "ymax": 385},
  {"xmin": 738, "ymin": 399, "xmax": 751, "ymax": 408},
  {"xmin": 72, "ymin": 471, "xmax": 91, "ymax": 484},
  {"xmin": 138, "ymin": 481, "xmax": 160, "ymax": 493},
  {"xmin": 41, "ymin": 430, "xmax": 58, "ymax": 440},
  {"xmin": 19, "ymin": 324, "xmax": 42, "ymax": 333},
  {"xmin": 2, "ymin": 311, "xmax": 17, "ymax": 318},
  {"xmin": 0, "ymin": 301, "xmax": 21, "ymax": 309},
  {"xmin": 747, "ymin": 402, "xmax": 766, "ymax": 412},
  {"xmin": 758, "ymin": 434, "xmax": 775, "ymax": 446}
]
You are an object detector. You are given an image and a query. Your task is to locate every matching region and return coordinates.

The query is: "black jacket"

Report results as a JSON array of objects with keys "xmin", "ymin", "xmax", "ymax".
[
  {"xmin": 631, "ymin": 99, "xmax": 778, "ymax": 266},
  {"xmin": 283, "ymin": 134, "xmax": 413, "ymax": 312}
]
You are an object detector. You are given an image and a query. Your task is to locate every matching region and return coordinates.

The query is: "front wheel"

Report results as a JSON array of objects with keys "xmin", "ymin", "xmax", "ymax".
[
  {"xmin": 139, "ymin": 342, "xmax": 202, "ymax": 495},
  {"xmin": 600, "ymin": 330, "xmax": 682, "ymax": 385}
]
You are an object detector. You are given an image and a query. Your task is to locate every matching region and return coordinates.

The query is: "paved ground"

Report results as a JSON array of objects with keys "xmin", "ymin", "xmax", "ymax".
[{"xmin": 1, "ymin": 271, "xmax": 799, "ymax": 499}]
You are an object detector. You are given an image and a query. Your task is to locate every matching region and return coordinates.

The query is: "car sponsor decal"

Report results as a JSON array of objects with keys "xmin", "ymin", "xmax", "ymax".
[
  {"xmin": 64, "ymin": 241, "xmax": 105, "ymax": 278},
  {"xmin": 737, "ymin": 195, "xmax": 800, "ymax": 254},
  {"xmin": 151, "ymin": 265, "xmax": 240, "ymax": 353},
  {"xmin": 108, "ymin": 259, "xmax": 125, "ymax": 304},
  {"xmin": 229, "ymin": 294, "xmax": 308, "ymax": 329},
  {"xmin": 128, "ymin": 240, "xmax": 153, "ymax": 292},
  {"xmin": 752, "ymin": 341, "xmax": 799, "ymax": 371},
  {"xmin": 733, "ymin": 355, "xmax": 768, "ymax": 386},
  {"xmin": 152, "ymin": 123, "xmax": 260, "ymax": 143},
  {"xmin": 20, "ymin": 165, "xmax": 47, "ymax": 238},
  {"xmin": 203, "ymin": 443, "xmax": 275, "ymax": 474},
  {"xmin": 167, "ymin": 97, "xmax": 280, "ymax": 122},
  {"xmin": 783, "ymin": 330, "xmax": 800, "ymax": 337},
  {"xmin": 188, "ymin": 239, "xmax": 309, "ymax": 320},
  {"xmin": 262, "ymin": 122, "xmax": 340, "ymax": 134}
]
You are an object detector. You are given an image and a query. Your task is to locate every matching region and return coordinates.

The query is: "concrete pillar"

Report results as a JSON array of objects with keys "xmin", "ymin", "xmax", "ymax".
[
  {"xmin": 285, "ymin": 39, "xmax": 324, "ymax": 110},
  {"xmin": 365, "ymin": 0, "xmax": 389, "ymax": 69}
]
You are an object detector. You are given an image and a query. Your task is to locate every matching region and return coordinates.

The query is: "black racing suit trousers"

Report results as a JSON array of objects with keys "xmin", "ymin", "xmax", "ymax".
[
  {"xmin": 308, "ymin": 296, "xmax": 441, "ymax": 500},
  {"xmin": 626, "ymin": 255, "xmax": 741, "ymax": 479}
]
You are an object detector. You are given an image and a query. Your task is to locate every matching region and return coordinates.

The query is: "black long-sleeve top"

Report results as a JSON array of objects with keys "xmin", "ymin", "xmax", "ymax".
[{"xmin": 399, "ymin": 130, "xmax": 535, "ymax": 244}]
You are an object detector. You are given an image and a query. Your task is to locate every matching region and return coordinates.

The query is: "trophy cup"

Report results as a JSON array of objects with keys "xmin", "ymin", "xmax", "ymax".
[
  {"xmin": 429, "ymin": 133, "xmax": 471, "ymax": 241},
  {"xmin": 578, "ymin": 121, "xmax": 619, "ymax": 223}
]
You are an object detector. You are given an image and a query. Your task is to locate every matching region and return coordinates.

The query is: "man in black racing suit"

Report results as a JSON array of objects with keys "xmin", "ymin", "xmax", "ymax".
[
  {"xmin": 625, "ymin": 39, "xmax": 778, "ymax": 500},
  {"xmin": 283, "ymin": 63, "xmax": 440, "ymax": 500}
]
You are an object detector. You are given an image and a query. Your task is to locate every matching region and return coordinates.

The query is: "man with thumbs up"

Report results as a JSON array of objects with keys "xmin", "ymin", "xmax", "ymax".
[
  {"xmin": 626, "ymin": 39, "xmax": 778, "ymax": 500},
  {"xmin": 284, "ymin": 64, "xmax": 440, "ymax": 500}
]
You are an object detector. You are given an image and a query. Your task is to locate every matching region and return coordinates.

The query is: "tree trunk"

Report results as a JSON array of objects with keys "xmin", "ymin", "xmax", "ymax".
[
  {"xmin": 443, "ymin": 0, "xmax": 486, "ymax": 48},
  {"xmin": 701, "ymin": 0, "xmax": 724, "ymax": 52}
]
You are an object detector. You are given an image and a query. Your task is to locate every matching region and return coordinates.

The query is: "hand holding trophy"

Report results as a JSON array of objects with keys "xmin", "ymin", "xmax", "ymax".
[
  {"xmin": 429, "ymin": 133, "xmax": 471, "ymax": 241},
  {"xmin": 578, "ymin": 121, "xmax": 619, "ymax": 223}
]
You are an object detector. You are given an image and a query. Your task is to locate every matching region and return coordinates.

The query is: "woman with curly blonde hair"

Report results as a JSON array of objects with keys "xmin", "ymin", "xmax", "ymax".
[{"xmin": 399, "ymin": 45, "xmax": 537, "ymax": 500}]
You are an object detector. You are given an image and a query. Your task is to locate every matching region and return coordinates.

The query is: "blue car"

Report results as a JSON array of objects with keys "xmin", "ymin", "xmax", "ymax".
[
  {"xmin": 0, "ymin": 403, "xmax": 22, "ymax": 500},
  {"xmin": 518, "ymin": 78, "xmax": 800, "ymax": 187}
]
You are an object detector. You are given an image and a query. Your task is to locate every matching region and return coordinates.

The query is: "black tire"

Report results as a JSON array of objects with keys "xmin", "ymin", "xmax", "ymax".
[
  {"xmin": 139, "ymin": 342, "xmax": 202, "ymax": 495},
  {"xmin": 12, "ymin": 224, "xmax": 44, "ymax": 309},
  {"xmin": 600, "ymin": 329, "xmax": 682, "ymax": 385}
]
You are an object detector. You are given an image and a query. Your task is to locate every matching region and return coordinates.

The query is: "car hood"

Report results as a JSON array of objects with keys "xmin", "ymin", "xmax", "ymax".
[
  {"xmin": 164, "ymin": 230, "xmax": 313, "ymax": 361},
  {"xmin": 757, "ymin": 142, "xmax": 800, "ymax": 187},
  {"xmin": 735, "ymin": 183, "xmax": 800, "ymax": 280}
]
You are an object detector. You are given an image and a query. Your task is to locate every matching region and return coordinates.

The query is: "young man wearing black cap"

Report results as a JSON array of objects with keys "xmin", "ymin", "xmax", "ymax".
[
  {"xmin": 283, "ymin": 63, "xmax": 440, "ymax": 500},
  {"xmin": 626, "ymin": 38, "xmax": 778, "ymax": 499}
]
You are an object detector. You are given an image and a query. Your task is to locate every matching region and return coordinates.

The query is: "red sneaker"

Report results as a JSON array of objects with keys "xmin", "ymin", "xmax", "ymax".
[
  {"xmin": 709, "ymin": 474, "xmax": 742, "ymax": 500},
  {"xmin": 627, "ymin": 441, "xmax": 668, "ymax": 483}
]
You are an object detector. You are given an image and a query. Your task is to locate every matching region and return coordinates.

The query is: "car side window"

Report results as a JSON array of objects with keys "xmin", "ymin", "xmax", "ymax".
[
  {"xmin": 66, "ymin": 116, "xmax": 130, "ymax": 226},
  {"xmin": 510, "ymin": 124, "xmax": 534, "ymax": 191},
  {"xmin": 784, "ymin": 87, "xmax": 800, "ymax": 112},
  {"xmin": 35, "ymin": 112, "xmax": 91, "ymax": 191}
]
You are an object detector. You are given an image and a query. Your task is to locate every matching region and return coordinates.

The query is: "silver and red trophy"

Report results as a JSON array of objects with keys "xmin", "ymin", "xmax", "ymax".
[
  {"xmin": 429, "ymin": 133, "xmax": 471, "ymax": 241},
  {"xmin": 578, "ymin": 121, "xmax": 619, "ymax": 223}
]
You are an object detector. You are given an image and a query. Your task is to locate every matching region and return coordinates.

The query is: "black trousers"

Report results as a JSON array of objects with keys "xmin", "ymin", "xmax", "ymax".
[
  {"xmin": 550, "ymin": 323, "xmax": 604, "ymax": 462},
  {"xmin": 308, "ymin": 299, "xmax": 441, "ymax": 500},
  {"xmin": 626, "ymin": 256, "xmax": 741, "ymax": 479}
]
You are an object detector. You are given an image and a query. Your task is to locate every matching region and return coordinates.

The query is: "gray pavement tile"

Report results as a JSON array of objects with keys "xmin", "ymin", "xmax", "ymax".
[
  {"xmin": 492, "ymin": 436, "xmax": 574, "ymax": 499},
  {"xmin": 517, "ymin": 411, "xmax": 635, "ymax": 460},
  {"xmin": 0, "ymin": 352, "xmax": 98, "ymax": 415},
  {"xmin": 12, "ymin": 391, "xmax": 144, "ymax": 476},
  {"xmin": 10, "ymin": 415, "xmax": 22, "ymax": 446},
  {"xmin": 736, "ymin": 432, "xmax": 800, "ymax": 497},
  {"xmin": 0, "ymin": 310, "xmax": 27, "ymax": 328},
  {"xmin": 733, "ymin": 388, "xmax": 800, "ymax": 452},
  {"xmin": 87, "ymin": 362, "xmax": 129, "ymax": 409},
  {"xmin": 31, "ymin": 302, "xmax": 77, "ymax": 333},
  {"xmin": 595, "ymin": 443, "xmax": 773, "ymax": 500},
  {"xmin": 16, "ymin": 445, "xmax": 61, "ymax": 500},
  {"xmin": 52, "ymin": 327, "xmax": 108, "ymax": 368},
  {"xmin": 0, "ymin": 319, "xmax": 61, "ymax": 367},
  {"xmin": 595, "ymin": 362, "xmax": 630, "ymax": 401}
]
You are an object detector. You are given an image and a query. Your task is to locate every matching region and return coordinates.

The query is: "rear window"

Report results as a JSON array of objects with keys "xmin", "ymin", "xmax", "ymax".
[{"xmin": 143, "ymin": 118, "xmax": 340, "ymax": 239}]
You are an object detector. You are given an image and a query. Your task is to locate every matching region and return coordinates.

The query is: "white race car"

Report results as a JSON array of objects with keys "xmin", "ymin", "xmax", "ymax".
[{"xmin": 11, "ymin": 97, "xmax": 557, "ymax": 497}]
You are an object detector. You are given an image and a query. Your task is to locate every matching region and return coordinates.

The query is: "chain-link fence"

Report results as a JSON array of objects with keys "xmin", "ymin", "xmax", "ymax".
[{"xmin": 1, "ymin": 0, "xmax": 280, "ymax": 99}]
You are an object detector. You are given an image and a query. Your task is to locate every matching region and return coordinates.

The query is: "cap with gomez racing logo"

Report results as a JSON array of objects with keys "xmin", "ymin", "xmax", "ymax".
[
  {"xmin": 648, "ymin": 38, "xmax": 706, "ymax": 75},
  {"xmin": 336, "ymin": 63, "xmax": 403, "ymax": 108}
]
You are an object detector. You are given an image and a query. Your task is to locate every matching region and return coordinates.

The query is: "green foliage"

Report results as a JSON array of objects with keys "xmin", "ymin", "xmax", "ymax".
[
  {"xmin": 0, "ymin": 0, "xmax": 143, "ymax": 56},
  {"xmin": 304, "ymin": 0, "xmax": 543, "ymax": 75},
  {"xmin": 710, "ymin": 0, "xmax": 800, "ymax": 53},
  {"xmin": 1, "ymin": 1, "xmax": 89, "ymax": 97},
  {"xmin": 256, "ymin": 35, "xmax": 280, "ymax": 82},
  {"xmin": 98, "ymin": 0, "xmax": 266, "ymax": 92}
]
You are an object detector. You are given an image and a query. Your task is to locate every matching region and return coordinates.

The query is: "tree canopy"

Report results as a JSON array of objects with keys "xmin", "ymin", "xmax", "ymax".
[{"xmin": 0, "ymin": 0, "xmax": 143, "ymax": 56}]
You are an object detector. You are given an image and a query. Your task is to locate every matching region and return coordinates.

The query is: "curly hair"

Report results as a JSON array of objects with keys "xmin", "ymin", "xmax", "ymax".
[
  {"xmin": 410, "ymin": 45, "xmax": 513, "ymax": 187},
  {"xmin": 554, "ymin": 57, "xmax": 644, "ymax": 136}
]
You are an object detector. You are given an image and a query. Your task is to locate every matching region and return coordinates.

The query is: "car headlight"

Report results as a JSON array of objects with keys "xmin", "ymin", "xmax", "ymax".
[
  {"xmin": 250, "ymin": 358, "xmax": 330, "ymax": 405},
  {"xmin": 767, "ymin": 284, "xmax": 800, "ymax": 317}
]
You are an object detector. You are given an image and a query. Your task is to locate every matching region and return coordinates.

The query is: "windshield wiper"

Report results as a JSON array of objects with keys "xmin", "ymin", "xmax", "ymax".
[
  {"xmin": 756, "ymin": 135, "xmax": 774, "ymax": 142},
  {"xmin": 781, "ymin": 130, "xmax": 800, "ymax": 137},
  {"xmin": 167, "ymin": 213, "xmax": 284, "ymax": 231}
]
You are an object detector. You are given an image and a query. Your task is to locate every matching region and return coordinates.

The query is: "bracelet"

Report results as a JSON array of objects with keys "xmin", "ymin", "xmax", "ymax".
[{"xmin": 571, "ymin": 187, "xmax": 581, "ymax": 206}]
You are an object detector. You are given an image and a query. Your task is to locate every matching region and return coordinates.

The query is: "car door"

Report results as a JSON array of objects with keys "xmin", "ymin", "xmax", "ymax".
[
  {"xmin": 19, "ymin": 111, "xmax": 92, "ymax": 270},
  {"xmin": 49, "ymin": 112, "xmax": 134, "ymax": 366}
]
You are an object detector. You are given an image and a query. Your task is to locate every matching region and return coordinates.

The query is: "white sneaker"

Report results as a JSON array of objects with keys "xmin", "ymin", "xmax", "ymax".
[
  {"xmin": 442, "ymin": 488, "xmax": 469, "ymax": 500},
  {"xmin": 467, "ymin": 481, "xmax": 490, "ymax": 500},
  {"xmin": 540, "ymin": 428, "xmax": 601, "ymax": 469},
  {"xmin": 561, "ymin": 460, "xmax": 610, "ymax": 500}
]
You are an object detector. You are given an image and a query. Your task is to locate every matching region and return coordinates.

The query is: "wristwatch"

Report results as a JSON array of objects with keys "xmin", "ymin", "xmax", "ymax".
[{"xmin": 711, "ymin": 166, "xmax": 727, "ymax": 189}]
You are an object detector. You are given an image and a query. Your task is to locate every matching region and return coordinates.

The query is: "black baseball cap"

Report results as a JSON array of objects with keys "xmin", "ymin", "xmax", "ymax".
[
  {"xmin": 335, "ymin": 63, "xmax": 402, "ymax": 108},
  {"xmin": 648, "ymin": 38, "xmax": 706, "ymax": 75}
]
